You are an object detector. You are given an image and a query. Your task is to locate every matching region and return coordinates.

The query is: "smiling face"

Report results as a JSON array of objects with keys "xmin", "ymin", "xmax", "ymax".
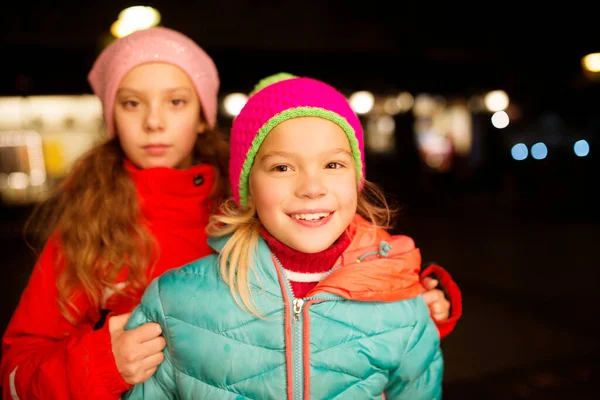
[
  {"xmin": 249, "ymin": 117, "xmax": 358, "ymax": 253},
  {"xmin": 113, "ymin": 62, "xmax": 206, "ymax": 170}
]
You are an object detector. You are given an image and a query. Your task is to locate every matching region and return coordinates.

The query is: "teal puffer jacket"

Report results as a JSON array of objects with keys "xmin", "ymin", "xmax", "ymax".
[{"xmin": 122, "ymin": 219, "xmax": 443, "ymax": 399}]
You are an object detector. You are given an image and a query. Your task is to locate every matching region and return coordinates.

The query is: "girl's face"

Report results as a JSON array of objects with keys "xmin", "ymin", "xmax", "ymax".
[
  {"xmin": 114, "ymin": 62, "xmax": 205, "ymax": 169},
  {"xmin": 249, "ymin": 117, "xmax": 358, "ymax": 253}
]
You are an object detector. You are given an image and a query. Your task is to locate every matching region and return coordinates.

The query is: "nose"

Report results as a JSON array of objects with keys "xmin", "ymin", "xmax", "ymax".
[
  {"xmin": 143, "ymin": 103, "xmax": 165, "ymax": 132},
  {"xmin": 295, "ymin": 170, "xmax": 327, "ymax": 199}
]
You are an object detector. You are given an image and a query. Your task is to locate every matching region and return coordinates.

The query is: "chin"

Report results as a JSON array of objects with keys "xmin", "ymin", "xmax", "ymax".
[
  {"xmin": 285, "ymin": 237, "xmax": 337, "ymax": 254},
  {"xmin": 142, "ymin": 160, "xmax": 175, "ymax": 169}
]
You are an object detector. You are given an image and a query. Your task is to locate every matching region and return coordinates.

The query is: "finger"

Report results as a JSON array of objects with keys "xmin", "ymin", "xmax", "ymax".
[
  {"xmin": 422, "ymin": 289, "xmax": 442, "ymax": 305},
  {"xmin": 127, "ymin": 366, "xmax": 158, "ymax": 386},
  {"xmin": 131, "ymin": 322, "xmax": 163, "ymax": 343},
  {"xmin": 108, "ymin": 312, "xmax": 132, "ymax": 332},
  {"xmin": 142, "ymin": 350, "xmax": 166, "ymax": 370},
  {"xmin": 431, "ymin": 302, "xmax": 444, "ymax": 314},
  {"xmin": 422, "ymin": 277, "xmax": 439, "ymax": 290},
  {"xmin": 422, "ymin": 291, "xmax": 434, "ymax": 305},
  {"xmin": 141, "ymin": 366, "xmax": 159, "ymax": 383},
  {"xmin": 435, "ymin": 306, "xmax": 450, "ymax": 319},
  {"xmin": 139, "ymin": 336, "xmax": 167, "ymax": 358},
  {"xmin": 432, "ymin": 311, "xmax": 449, "ymax": 322},
  {"xmin": 431, "ymin": 301, "xmax": 450, "ymax": 319}
]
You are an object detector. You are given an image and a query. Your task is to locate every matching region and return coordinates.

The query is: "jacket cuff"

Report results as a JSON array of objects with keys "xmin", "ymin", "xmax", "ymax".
[
  {"xmin": 420, "ymin": 264, "xmax": 463, "ymax": 339},
  {"xmin": 88, "ymin": 312, "xmax": 133, "ymax": 397}
]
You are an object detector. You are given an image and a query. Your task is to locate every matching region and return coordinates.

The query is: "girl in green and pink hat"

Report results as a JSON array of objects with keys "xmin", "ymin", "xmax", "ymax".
[{"xmin": 123, "ymin": 73, "xmax": 450, "ymax": 399}]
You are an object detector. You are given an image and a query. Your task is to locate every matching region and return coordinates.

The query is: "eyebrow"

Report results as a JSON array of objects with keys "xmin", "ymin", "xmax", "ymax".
[
  {"xmin": 260, "ymin": 148, "xmax": 352, "ymax": 162},
  {"xmin": 116, "ymin": 87, "xmax": 193, "ymax": 95}
]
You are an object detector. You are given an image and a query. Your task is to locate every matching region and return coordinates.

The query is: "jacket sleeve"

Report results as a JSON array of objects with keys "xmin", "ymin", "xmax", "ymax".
[
  {"xmin": 420, "ymin": 264, "xmax": 463, "ymax": 339},
  {"xmin": 122, "ymin": 278, "xmax": 177, "ymax": 399},
  {"xmin": 0, "ymin": 237, "xmax": 131, "ymax": 400},
  {"xmin": 385, "ymin": 297, "xmax": 444, "ymax": 400}
]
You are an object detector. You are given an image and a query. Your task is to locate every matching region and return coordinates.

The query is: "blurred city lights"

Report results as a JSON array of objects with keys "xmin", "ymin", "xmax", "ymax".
[
  {"xmin": 582, "ymin": 53, "xmax": 600, "ymax": 73},
  {"xmin": 531, "ymin": 142, "xmax": 548, "ymax": 160},
  {"xmin": 376, "ymin": 115, "xmax": 395, "ymax": 134},
  {"xmin": 0, "ymin": 173, "xmax": 7, "ymax": 189},
  {"xmin": 7, "ymin": 172, "xmax": 29, "ymax": 190},
  {"xmin": 574, "ymin": 139, "xmax": 590, "ymax": 157},
  {"xmin": 412, "ymin": 94, "xmax": 440, "ymax": 117},
  {"xmin": 349, "ymin": 91, "xmax": 374, "ymax": 114},
  {"xmin": 383, "ymin": 96, "xmax": 402, "ymax": 115},
  {"xmin": 0, "ymin": 130, "xmax": 47, "ymax": 187},
  {"xmin": 511, "ymin": 143, "xmax": 528, "ymax": 160},
  {"xmin": 491, "ymin": 110, "xmax": 510, "ymax": 129},
  {"xmin": 484, "ymin": 90, "xmax": 509, "ymax": 112},
  {"xmin": 223, "ymin": 93, "xmax": 248, "ymax": 117},
  {"xmin": 366, "ymin": 116, "xmax": 396, "ymax": 154},
  {"xmin": 397, "ymin": 92, "xmax": 415, "ymax": 112},
  {"xmin": 111, "ymin": 6, "xmax": 161, "ymax": 38}
]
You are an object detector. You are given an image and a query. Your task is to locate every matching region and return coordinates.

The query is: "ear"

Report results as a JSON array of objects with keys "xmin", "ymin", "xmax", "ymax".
[{"xmin": 197, "ymin": 119, "xmax": 207, "ymax": 135}]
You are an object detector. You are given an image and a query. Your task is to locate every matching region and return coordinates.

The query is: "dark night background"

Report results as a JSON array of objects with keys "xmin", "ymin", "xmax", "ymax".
[{"xmin": 1, "ymin": 1, "xmax": 599, "ymax": 398}]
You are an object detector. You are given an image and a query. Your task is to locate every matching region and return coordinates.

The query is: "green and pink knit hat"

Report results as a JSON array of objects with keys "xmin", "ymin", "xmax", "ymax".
[{"xmin": 230, "ymin": 73, "xmax": 365, "ymax": 208}]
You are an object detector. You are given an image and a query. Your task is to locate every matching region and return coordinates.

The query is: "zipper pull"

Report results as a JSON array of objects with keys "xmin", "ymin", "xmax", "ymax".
[{"xmin": 293, "ymin": 298, "xmax": 304, "ymax": 321}]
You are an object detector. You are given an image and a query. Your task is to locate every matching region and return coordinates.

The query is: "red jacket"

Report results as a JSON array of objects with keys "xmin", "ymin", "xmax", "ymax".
[{"xmin": 1, "ymin": 162, "xmax": 217, "ymax": 400}]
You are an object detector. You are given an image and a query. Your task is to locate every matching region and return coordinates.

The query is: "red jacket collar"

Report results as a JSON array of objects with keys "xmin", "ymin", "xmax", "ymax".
[{"xmin": 124, "ymin": 160, "xmax": 217, "ymax": 227}]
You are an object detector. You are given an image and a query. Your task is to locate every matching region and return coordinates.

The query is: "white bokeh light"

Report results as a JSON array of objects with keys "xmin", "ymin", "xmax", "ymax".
[
  {"xmin": 484, "ymin": 90, "xmax": 509, "ymax": 112},
  {"xmin": 223, "ymin": 93, "xmax": 248, "ymax": 117},
  {"xmin": 491, "ymin": 111, "xmax": 510, "ymax": 129},
  {"xmin": 349, "ymin": 91, "xmax": 374, "ymax": 115}
]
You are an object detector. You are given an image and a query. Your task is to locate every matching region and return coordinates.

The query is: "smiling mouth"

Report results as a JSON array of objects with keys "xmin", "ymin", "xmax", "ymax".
[{"xmin": 290, "ymin": 212, "xmax": 332, "ymax": 221}]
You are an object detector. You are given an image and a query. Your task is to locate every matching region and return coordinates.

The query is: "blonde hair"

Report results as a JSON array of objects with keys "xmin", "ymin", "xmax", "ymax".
[
  {"xmin": 25, "ymin": 128, "xmax": 229, "ymax": 324},
  {"xmin": 206, "ymin": 179, "xmax": 397, "ymax": 316}
]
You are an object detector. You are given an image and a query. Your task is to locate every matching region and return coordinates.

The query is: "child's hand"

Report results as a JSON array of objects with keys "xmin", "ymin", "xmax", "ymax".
[
  {"xmin": 108, "ymin": 312, "xmax": 167, "ymax": 385},
  {"xmin": 422, "ymin": 277, "xmax": 450, "ymax": 322}
]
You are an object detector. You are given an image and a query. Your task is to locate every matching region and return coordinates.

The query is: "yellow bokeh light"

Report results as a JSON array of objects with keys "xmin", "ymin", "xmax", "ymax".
[
  {"xmin": 582, "ymin": 53, "xmax": 600, "ymax": 73},
  {"xmin": 110, "ymin": 6, "xmax": 161, "ymax": 38}
]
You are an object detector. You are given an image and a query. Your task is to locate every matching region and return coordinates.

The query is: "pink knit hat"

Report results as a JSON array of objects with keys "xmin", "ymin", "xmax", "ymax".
[
  {"xmin": 230, "ymin": 73, "xmax": 365, "ymax": 208},
  {"xmin": 88, "ymin": 27, "xmax": 219, "ymax": 137}
]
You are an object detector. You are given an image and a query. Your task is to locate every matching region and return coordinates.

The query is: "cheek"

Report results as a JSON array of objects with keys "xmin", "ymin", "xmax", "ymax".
[
  {"xmin": 174, "ymin": 114, "xmax": 198, "ymax": 129},
  {"xmin": 335, "ymin": 179, "xmax": 358, "ymax": 216},
  {"xmin": 172, "ymin": 105, "xmax": 202, "ymax": 129},
  {"xmin": 333, "ymin": 175, "xmax": 358, "ymax": 199},
  {"xmin": 173, "ymin": 120, "xmax": 200, "ymax": 140},
  {"xmin": 114, "ymin": 113, "xmax": 134, "ymax": 137},
  {"xmin": 252, "ymin": 180, "xmax": 278, "ymax": 208},
  {"xmin": 251, "ymin": 177, "xmax": 288, "ymax": 224}
]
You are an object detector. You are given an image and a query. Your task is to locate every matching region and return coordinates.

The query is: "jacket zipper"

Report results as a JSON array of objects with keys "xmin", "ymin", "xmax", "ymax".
[
  {"xmin": 292, "ymin": 297, "xmax": 305, "ymax": 400},
  {"xmin": 272, "ymin": 255, "xmax": 343, "ymax": 399}
]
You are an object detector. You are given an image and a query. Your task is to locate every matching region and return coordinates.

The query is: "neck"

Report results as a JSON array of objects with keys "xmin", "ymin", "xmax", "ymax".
[{"xmin": 260, "ymin": 227, "xmax": 351, "ymax": 298}]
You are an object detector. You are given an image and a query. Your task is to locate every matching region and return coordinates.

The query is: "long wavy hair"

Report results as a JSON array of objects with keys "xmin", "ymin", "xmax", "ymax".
[
  {"xmin": 25, "ymin": 128, "xmax": 229, "ymax": 324},
  {"xmin": 206, "ymin": 179, "xmax": 398, "ymax": 317}
]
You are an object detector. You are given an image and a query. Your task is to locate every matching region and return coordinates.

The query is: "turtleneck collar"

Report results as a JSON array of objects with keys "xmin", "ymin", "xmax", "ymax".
[{"xmin": 259, "ymin": 226, "xmax": 351, "ymax": 274}]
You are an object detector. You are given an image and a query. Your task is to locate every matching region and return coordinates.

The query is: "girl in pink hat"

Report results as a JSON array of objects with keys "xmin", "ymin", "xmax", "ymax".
[
  {"xmin": 122, "ymin": 73, "xmax": 448, "ymax": 399},
  {"xmin": 1, "ymin": 27, "xmax": 228, "ymax": 399}
]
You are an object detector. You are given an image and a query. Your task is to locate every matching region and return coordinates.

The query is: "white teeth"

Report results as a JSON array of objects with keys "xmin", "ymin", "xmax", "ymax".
[{"xmin": 292, "ymin": 213, "xmax": 330, "ymax": 221}]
